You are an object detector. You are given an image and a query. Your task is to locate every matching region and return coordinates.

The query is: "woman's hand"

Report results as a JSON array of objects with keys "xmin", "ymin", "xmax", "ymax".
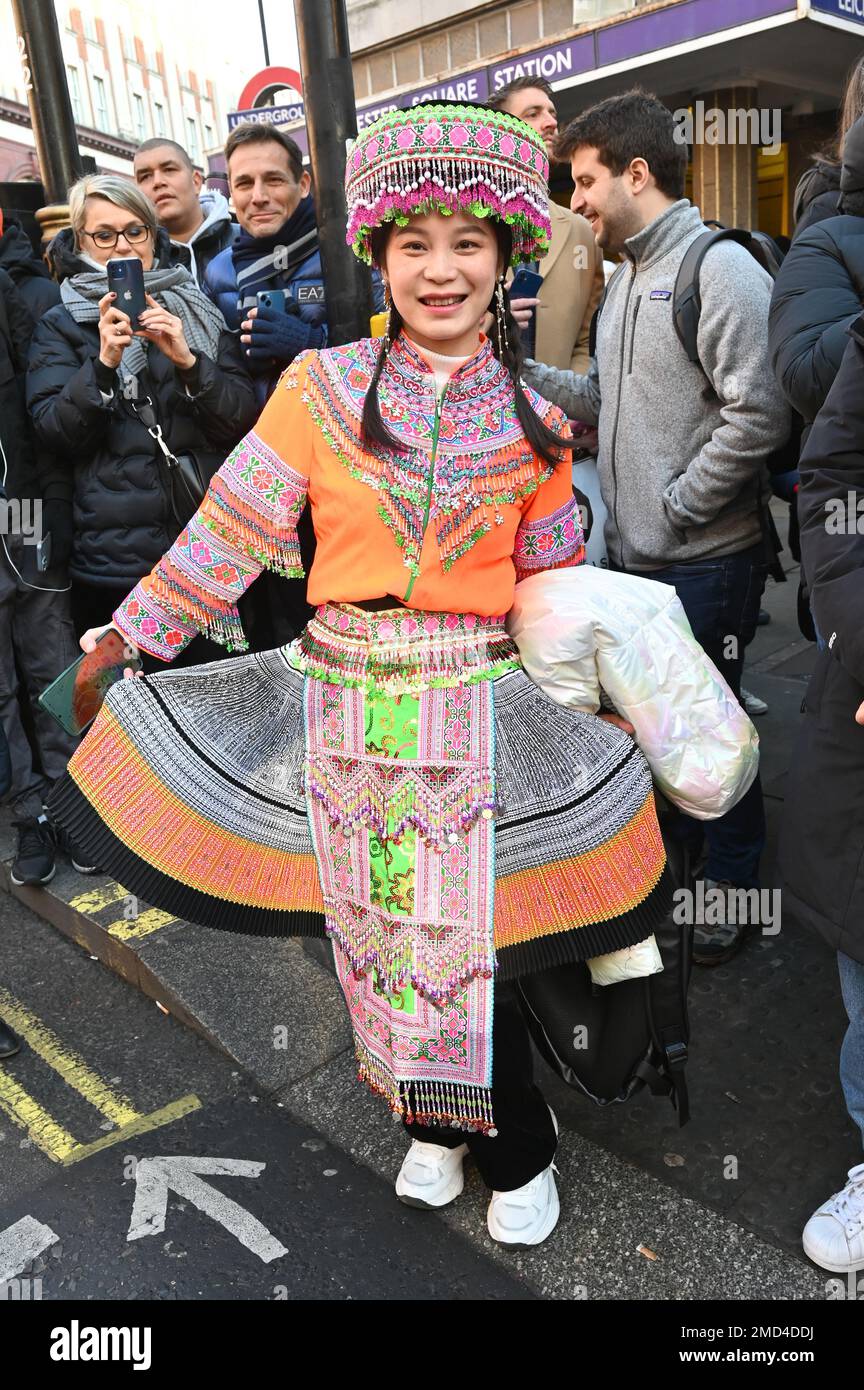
[
  {"xmin": 98, "ymin": 291, "xmax": 133, "ymax": 369},
  {"xmin": 80, "ymin": 623, "xmax": 143, "ymax": 680},
  {"xmin": 137, "ymin": 293, "xmax": 195, "ymax": 369}
]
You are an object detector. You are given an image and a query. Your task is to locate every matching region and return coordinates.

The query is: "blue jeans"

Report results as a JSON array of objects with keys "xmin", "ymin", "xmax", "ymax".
[
  {"xmin": 839, "ymin": 953, "xmax": 864, "ymax": 1149},
  {"xmin": 631, "ymin": 544, "xmax": 767, "ymax": 888}
]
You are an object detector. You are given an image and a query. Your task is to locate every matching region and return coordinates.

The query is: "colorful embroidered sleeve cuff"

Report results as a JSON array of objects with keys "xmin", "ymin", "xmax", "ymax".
[
  {"xmin": 513, "ymin": 494, "xmax": 585, "ymax": 583},
  {"xmin": 114, "ymin": 426, "xmax": 310, "ymax": 661},
  {"xmin": 113, "ymin": 584, "xmax": 202, "ymax": 661}
]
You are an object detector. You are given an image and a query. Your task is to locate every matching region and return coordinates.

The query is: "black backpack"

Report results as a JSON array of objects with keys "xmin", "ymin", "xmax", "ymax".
[
  {"xmin": 589, "ymin": 224, "xmax": 791, "ymax": 583},
  {"xmin": 516, "ymin": 809, "xmax": 695, "ymax": 1126},
  {"xmin": 672, "ymin": 226, "xmax": 785, "ymax": 363},
  {"xmin": 589, "ymin": 224, "xmax": 786, "ymax": 362}
]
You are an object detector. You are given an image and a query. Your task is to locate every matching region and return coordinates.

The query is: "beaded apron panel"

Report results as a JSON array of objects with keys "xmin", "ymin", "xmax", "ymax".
[{"xmin": 292, "ymin": 603, "xmax": 512, "ymax": 1133}]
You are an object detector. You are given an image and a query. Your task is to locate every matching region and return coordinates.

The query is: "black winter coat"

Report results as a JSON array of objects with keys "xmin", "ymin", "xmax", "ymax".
[
  {"xmin": 792, "ymin": 159, "xmax": 842, "ymax": 238},
  {"xmin": 768, "ymin": 216, "xmax": 864, "ymax": 427},
  {"xmin": 0, "ymin": 268, "xmax": 41, "ymax": 501},
  {"xmin": 779, "ymin": 318, "xmax": 864, "ymax": 966},
  {"xmin": 26, "ymin": 267, "xmax": 257, "ymax": 588},
  {"xmin": 0, "ymin": 216, "xmax": 61, "ymax": 320}
]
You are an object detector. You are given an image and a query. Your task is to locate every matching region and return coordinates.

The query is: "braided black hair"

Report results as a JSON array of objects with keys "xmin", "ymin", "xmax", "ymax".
[{"xmin": 361, "ymin": 221, "xmax": 576, "ymax": 467}]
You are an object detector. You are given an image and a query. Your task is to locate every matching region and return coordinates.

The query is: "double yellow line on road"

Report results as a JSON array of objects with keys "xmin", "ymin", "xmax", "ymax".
[
  {"xmin": 67, "ymin": 881, "xmax": 176, "ymax": 942},
  {"xmin": 0, "ymin": 986, "xmax": 200, "ymax": 1164}
]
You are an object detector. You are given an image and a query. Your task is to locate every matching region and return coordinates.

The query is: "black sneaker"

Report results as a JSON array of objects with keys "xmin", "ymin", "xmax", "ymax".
[
  {"xmin": 0, "ymin": 1017, "xmax": 20, "ymax": 1058},
  {"xmin": 10, "ymin": 817, "xmax": 56, "ymax": 886},
  {"xmin": 49, "ymin": 819, "xmax": 99, "ymax": 875}
]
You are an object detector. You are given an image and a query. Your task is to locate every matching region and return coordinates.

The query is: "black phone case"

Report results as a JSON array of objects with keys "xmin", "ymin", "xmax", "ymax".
[
  {"xmin": 509, "ymin": 269, "xmax": 544, "ymax": 300},
  {"xmin": 107, "ymin": 258, "xmax": 147, "ymax": 329}
]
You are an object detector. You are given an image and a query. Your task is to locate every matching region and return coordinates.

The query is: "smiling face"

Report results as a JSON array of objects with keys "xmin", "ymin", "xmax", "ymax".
[
  {"xmin": 133, "ymin": 144, "xmax": 203, "ymax": 236},
  {"xmin": 569, "ymin": 146, "xmax": 644, "ymax": 251},
  {"xmin": 380, "ymin": 211, "xmax": 502, "ymax": 358},
  {"xmin": 500, "ymin": 85, "xmax": 558, "ymax": 161},
  {"xmin": 228, "ymin": 139, "xmax": 311, "ymax": 238},
  {"xmin": 78, "ymin": 196, "xmax": 155, "ymax": 270}
]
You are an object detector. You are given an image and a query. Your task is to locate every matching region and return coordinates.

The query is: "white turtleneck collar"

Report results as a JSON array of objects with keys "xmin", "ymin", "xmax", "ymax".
[{"xmin": 405, "ymin": 335, "xmax": 476, "ymax": 398}]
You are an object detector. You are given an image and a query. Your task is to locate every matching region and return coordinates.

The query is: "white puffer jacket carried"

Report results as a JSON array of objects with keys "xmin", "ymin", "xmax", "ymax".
[{"xmin": 507, "ymin": 566, "xmax": 759, "ymax": 821}]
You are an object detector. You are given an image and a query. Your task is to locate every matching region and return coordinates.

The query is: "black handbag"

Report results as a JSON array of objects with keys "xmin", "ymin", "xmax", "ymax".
[
  {"xmin": 130, "ymin": 395, "xmax": 209, "ymax": 526},
  {"xmin": 516, "ymin": 811, "xmax": 695, "ymax": 1125}
]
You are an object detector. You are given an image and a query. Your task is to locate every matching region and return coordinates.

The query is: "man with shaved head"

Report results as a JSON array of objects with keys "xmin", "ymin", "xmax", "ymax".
[{"xmin": 133, "ymin": 138, "xmax": 237, "ymax": 286}]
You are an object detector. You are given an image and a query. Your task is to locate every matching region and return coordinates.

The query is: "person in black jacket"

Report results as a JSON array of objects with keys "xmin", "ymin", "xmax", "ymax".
[
  {"xmin": 27, "ymin": 174, "xmax": 256, "ymax": 651},
  {"xmin": 769, "ymin": 114, "xmax": 864, "ymax": 641},
  {"xmin": 0, "ymin": 267, "xmax": 83, "ymax": 884},
  {"xmin": 779, "ymin": 319, "xmax": 864, "ymax": 1278},
  {"xmin": 793, "ymin": 55, "xmax": 864, "ymax": 239},
  {"xmin": 0, "ymin": 209, "xmax": 61, "ymax": 319},
  {"xmin": 770, "ymin": 114, "xmax": 864, "ymax": 431}
]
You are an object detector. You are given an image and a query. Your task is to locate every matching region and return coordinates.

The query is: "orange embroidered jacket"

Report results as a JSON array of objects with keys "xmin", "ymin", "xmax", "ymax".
[{"xmin": 113, "ymin": 334, "xmax": 584, "ymax": 661}]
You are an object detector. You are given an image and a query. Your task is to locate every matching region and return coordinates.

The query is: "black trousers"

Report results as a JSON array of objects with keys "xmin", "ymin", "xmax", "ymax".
[{"xmin": 403, "ymin": 981, "xmax": 557, "ymax": 1192}]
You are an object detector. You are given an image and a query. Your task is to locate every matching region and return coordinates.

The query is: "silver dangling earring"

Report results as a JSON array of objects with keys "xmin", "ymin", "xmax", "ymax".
[{"xmin": 495, "ymin": 277, "xmax": 510, "ymax": 358}]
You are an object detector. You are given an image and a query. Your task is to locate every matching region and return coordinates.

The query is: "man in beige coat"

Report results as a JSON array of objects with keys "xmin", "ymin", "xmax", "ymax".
[{"xmin": 487, "ymin": 77, "xmax": 604, "ymax": 372}]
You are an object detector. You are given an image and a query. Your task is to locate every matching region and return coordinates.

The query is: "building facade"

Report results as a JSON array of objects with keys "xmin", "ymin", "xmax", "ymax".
[
  {"xmin": 332, "ymin": 0, "xmax": 864, "ymax": 237},
  {"xmin": 0, "ymin": 1, "xmax": 232, "ymax": 184}
]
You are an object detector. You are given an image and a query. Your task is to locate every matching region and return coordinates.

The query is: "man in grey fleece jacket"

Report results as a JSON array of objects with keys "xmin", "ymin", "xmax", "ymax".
[{"xmin": 525, "ymin": 91, "xmax": 790, "ymax": 964}]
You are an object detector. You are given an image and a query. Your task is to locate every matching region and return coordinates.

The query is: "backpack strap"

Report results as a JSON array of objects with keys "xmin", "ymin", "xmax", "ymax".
[
  {"xmin": 748, "ymin": 228, "xmax": 786, "ymax": 278},
  {"xmin": 673, "ymin": 227, "xmax": 754, "ymax": 366},
  {"xmin": 643, "ymin": 833, "xmax": 695, "ymax": 1126}
]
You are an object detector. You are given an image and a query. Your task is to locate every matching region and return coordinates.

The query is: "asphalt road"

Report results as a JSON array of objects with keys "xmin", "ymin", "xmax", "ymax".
[{"xmin": 0, "ymin": 895, "xmax": 529, "ymax": 1301}]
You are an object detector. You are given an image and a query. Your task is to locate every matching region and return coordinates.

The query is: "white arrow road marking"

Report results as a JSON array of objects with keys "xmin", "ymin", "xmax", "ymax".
[
  {"xmin": 128, "ymin": 1157, "xmax": 288, "ymax": 1264},
  {"xmin": 0, "ymin": 1215, "xmax": 59, "ymax": 1282}
]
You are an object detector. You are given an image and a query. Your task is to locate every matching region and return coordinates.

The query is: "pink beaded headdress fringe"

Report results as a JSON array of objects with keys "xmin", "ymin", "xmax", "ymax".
[{"xmin": 344, "ymin": 102, "xmax": 552, "ymax": 267}]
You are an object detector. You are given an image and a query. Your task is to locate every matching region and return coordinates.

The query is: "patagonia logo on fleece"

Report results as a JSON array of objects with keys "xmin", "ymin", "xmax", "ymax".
[{"xmin": 650, "ymin": 290, "xmax": 672, "ymax": 301}]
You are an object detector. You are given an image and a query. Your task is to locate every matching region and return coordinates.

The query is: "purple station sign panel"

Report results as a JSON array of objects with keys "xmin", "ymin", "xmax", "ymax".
[
  {"xmin": 811, "ymin": 0, "xmax": 864, "ymax": 22},
  {"xmin": 236, "ymin": 0, "xmax": 862, "ymax": 158}
]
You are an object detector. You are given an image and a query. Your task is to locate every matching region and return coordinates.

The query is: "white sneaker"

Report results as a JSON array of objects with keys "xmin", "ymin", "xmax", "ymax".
[
  {"xmin": 741, "ymin": 687, "xmax": 768, "ymax": 717},
  {"xmin": 487, "ymin": 1165, "xmax": 560, "ymax": 1247},
  {"xmin": 395, "ymin": 1140, "xmax": 468, "ymax": 1209},
  {"xmin": 487, "ymin": 1105, "xmax": 560, "ymax": 1248},
  {"xmin": 803, "ymin": 1163, "xmax": 864, "ymax": 1274}
]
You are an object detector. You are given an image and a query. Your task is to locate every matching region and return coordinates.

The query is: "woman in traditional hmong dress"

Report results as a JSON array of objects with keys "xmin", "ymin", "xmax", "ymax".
[{"xmin": 50, "ymin": 103, "xmax": 671, "ymax": 1248}]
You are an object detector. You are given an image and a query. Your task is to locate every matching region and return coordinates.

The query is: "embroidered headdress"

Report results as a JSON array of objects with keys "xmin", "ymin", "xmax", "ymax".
[{"xmin": 345, "ymin": 102, "xmax": 551, "ymax": 267}]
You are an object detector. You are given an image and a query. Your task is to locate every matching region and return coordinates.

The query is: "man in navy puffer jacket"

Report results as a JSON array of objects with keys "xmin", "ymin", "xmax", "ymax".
[{"xmin": 206, "ymin": 121, "xmax": 383, "ymax": 406}]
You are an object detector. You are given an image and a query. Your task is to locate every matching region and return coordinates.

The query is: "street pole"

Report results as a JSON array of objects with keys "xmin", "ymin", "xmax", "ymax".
[
  {"xmin": 293, "ymin": 0, "xmax": 372, "ymax": 345},
  {"xmin": 11, "ymin": 0, "xmax": 84, "ymax": 219},
  {"xmin": 257, "ymin": 0, "xmax": 270, "ymax": 66}
]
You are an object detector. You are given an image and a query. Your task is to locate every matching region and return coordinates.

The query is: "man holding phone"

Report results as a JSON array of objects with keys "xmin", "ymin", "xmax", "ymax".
[
  {"xmin": 487, "ymin": 77, "xmax": 604, "ymax": 372},
  {"xmin": 205, "ymin": 124, "xmax": 326, "ymax": 403},
  {"xmin": 205, "ymin": 123, "xmax": 384, "ymax": 404}
]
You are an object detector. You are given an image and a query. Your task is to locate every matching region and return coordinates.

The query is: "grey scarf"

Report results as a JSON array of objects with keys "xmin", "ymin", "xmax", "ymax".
[{"xmin": 60, "ymin": 262, "xmax": 225, "ymax": 385}]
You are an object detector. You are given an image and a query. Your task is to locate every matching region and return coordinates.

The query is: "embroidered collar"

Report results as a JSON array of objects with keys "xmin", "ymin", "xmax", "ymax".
[{"xmin": 292, "ymin": 332, "xmax": 560, "ymax": 578}]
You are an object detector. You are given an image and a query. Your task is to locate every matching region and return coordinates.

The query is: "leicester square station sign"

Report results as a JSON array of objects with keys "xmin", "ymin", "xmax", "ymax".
[{"xmin": 812, "ymin": 0, "xmax": 864, "ymax": 21}]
